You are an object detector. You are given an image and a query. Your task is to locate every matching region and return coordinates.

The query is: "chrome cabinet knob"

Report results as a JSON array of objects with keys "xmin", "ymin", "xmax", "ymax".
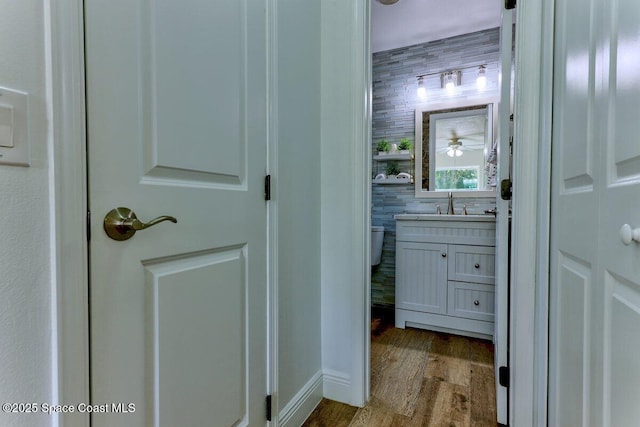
[
  {"xmin": 474, "ymin": 300, "xmax": 480, "ymax": 306},
  {"xmin": 441, "ymin": 252, "xmax": 447, "ymax": 258},
  {"xmin": 104, "ymin": 207, "xmax": 177, "ymax": 241},
  {"xmin": 620, "ymin": 224, "xmax": 640, "ymax": 245},
  {"xmin": 475, "ymin": 263, "xmax": 480, "ymax": 269}
]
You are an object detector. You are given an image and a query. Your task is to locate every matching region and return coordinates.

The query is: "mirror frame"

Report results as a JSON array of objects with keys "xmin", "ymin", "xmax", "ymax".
[{"xmin": 414, "ymin": 98, "xmax": 499, "ymax": 198}]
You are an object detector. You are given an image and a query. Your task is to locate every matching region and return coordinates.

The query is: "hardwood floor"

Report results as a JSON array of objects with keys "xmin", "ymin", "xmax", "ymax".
[{"xmin": 303, "ymin": 308, "xmax": 496, "ymax": 427}]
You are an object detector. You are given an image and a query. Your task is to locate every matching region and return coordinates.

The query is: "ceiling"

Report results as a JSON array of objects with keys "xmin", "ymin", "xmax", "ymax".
[{"xmin": 371, "ymin": 0, "xmax": 503, "ymax": 53}]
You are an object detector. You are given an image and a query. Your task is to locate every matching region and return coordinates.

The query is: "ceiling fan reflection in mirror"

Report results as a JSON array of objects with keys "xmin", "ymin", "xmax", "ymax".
[{"xmin": 437, "ymin": 129, "xmax": 484, "ymax": 157}]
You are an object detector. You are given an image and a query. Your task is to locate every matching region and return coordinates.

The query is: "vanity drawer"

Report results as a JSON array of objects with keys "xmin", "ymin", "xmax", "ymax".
[
  {"xmin": 396, "ymin": 220, "xmax": 496, "ymax": 246},
  {"xmin": 447, "ymin": 281, "xmax": 495, "ymax": 322},
  {"xmin": 448, "ymin": 245, "xmax": 495, "ymax": 284}
]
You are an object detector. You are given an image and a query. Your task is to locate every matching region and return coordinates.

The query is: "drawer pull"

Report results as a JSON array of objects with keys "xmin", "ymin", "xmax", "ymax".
[
  {"xmin": 474, "ymin": 300, "xmax": 480, "ymax": 306},
  {"xmin": 475, "ymin": 263, "xmax": 480, "ymax": 269},
  {"xmin": 441, "ymin": 252, "xmax": 447, "ymax": 258}
]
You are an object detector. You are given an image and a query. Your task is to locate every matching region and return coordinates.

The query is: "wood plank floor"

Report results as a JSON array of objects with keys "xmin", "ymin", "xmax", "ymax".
[{"xmin": 303, "ymin": 309, "xmax": 497, "ymax": 427}]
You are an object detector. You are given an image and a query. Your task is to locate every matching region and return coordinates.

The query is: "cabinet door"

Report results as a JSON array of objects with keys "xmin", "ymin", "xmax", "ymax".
[
  {"xmin": 448, "ymin": 244, "xmax": 496, "ymax": 285},
  {"xmin": 396, "ymin": 242, "xmax": 448, "ymax": 314}
]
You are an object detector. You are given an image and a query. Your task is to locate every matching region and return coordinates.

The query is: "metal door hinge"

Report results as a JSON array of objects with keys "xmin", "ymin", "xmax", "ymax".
[
  {"xmin": 499, "ymin": 366, "xmax": 510, "ymax": 387},
  {"xmin": 505, "ymin": 0, "xmax": 516, "ymax": 9},
  {"xmin": 266, "ymin": 394, "xmax": 272, "ymax": 421},
  {"xmin": 265, "ymin": 175, "xmax": 271, "ymax": 201},
  {"xmin": 86, "ymin": 210, "xmax": 91, "ymax": 241},
  {"xmin": 500, "ymin": 179, "xmax": 512, "ymax": 201}
]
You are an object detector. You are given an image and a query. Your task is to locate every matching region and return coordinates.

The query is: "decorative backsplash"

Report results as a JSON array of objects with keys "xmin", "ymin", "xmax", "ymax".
[{"xmin": 371, "ymin": 28, "xmax": 502, "ymax": 308}]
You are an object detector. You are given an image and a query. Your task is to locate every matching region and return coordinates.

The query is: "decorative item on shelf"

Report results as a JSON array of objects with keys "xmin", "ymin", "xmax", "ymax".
[
  {"xmin": 389, "ymin": 143, "xmax": 399, "ymax": 154},
  {"xmin": 375, "ymin": 139, "xmax": 390, "ymax": 156},
  {"xmin": 396, "ymin": 172, "xmax": 412, "ymax": 182},
  {"xmin": 374, "ymin": 162, "xmax": 412, "ymax": 184},
  {"xmin": 373, "ymin": 171, "xmax": 413, "ymax": 184},
  {"xmin": 398, "ymin": 138, "xmax": 412, "ymax": 154},
  {"xmin": 385, "ymin": 161, "xmax": 400, "ymax": 177}
]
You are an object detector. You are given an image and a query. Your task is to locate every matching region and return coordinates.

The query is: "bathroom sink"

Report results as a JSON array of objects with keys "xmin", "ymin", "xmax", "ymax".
[{"xmin": 394, "ymin": 213, "xmax": 496, "ymax": 222}]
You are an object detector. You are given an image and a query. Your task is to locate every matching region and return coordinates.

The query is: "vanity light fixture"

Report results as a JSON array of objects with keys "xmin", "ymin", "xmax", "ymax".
[
  {"xmin": 416, "ymin": 65, "xmax": 487, "ymax": 95},
  {"xmin": 441, "ymin": 71, "xmax": 461, "ymax": 91},
  {"xmin": 416, "ymin": 76, "xmax": 426, "ymax": 98},
  {"xmin": 476, "ymin": 65, "xmax": 487, "ymax": 89}
]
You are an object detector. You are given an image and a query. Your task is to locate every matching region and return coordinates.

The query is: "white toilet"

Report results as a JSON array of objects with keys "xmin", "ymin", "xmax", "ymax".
[{"xmin": 371, "ymin": 226, "xmax": 385, "ymax": 266}]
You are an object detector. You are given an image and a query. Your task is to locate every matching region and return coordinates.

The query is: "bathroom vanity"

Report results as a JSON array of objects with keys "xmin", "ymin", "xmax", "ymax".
[{"xmin": 394, "ymin": 214, "xmax": 496, "ymax": 340}]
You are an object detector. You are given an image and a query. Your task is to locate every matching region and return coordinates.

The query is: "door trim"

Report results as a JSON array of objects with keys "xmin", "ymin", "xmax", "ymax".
[
  {"xmin": 49, "ymin": 0, "xmax": 90, "ymax": 426},
  {"xmin": 510, "ymin": 0, "xmax": 555, "ymax": 425},
  {"xmin": 267, "ymin": 0, "xmax": 279, "ymax": 423}
]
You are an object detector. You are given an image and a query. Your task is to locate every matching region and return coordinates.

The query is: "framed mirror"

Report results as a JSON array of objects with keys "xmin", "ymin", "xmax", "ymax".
[{"xmin": 414, "ymin": 99, "xmax": 498, "ymax": 198}]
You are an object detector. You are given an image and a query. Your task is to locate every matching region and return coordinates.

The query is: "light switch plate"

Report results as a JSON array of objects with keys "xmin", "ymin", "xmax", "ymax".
[
  {"xmin": 0, "ymin": 87, "xmax": 29, "ymax": 167},
  {"xmin": 0, "ymin": 104, "xmax": 14, "ymax": 147}
]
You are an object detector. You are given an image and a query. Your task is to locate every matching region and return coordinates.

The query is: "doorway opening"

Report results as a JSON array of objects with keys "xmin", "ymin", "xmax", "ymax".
[{"xmin": 368, "ymin": 1, "xmax": 512, "ymax": 425}]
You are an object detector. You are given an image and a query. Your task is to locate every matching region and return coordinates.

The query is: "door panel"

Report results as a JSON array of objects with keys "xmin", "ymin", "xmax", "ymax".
[
  {"xmin": 549, "ymin": 0, "xmax": 599, "ymax": 422},
  {"xmin": 145, "ymin": 248, "xmax": 246, "ymax": 426},
  {"xmin": 550, "ymin": 0, "xmax": 640, "ymax": 425},
  {"xmin": 554, "ymin": 253, "xmax": 591, "ymax": 427},
  {"xmin": 85, "ymin": 0, "xmax": 267, "ymax": 425},
  {"xmin": 143, "ymin": 0, "xmax": 245, "ymax": 183},
  {"xmin": 609, "ymin": 273, "xmax": 640, "ymax": 427}
]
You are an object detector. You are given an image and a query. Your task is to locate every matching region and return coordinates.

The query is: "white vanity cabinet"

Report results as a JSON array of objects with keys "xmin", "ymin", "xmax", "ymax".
[{"xmin": 394, "ymin": 215, "xmax": 496, "ymax": 340}]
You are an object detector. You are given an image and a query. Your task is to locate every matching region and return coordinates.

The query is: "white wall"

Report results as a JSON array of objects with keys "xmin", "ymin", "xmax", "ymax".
[
  {"xmin": 276, "ymin": 0, "xmax": 324, "ymax": 424},
  {"xmin": 0, "ymin": 1, "xmax": 53, "ymax": 426},
  {"xmin": 320, "ymin": 0, "xmax": 370, "ymax": 406}
]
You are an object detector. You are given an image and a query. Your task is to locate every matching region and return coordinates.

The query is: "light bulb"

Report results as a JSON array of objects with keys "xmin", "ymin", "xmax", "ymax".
[
  {"xmin": 447, "ymin": 148, "xmax": 455, "ymax": 157},
  {"xmin": 455, "ymin": 149, "xmax": 463, "ymax": 157},
  {"xmin": 445, "ymin": 81, "xmax": 455, "ymax": 91}
]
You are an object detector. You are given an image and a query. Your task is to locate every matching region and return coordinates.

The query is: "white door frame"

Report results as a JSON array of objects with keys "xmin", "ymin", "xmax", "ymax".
[
  {"xmin": 50, "ymin": 1, "xmax": 90, "ymax": 426},
  {"xmin": 509, "ymin": 0, "xmax": 555, "ymax": 425},
  {"xmin": 358, "ymin": 2, "xmax": 555, "ymax": 426},
  {"xmin": 49, "ymin": 1, "xmax": 278, "ymax": 426}
]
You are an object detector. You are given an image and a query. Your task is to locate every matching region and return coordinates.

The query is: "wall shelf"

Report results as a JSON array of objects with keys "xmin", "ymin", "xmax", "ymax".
[
  {"xmin": 373, "ymin": 153, "xmax": 414, "ymax": 161},
  {"xmin": 373, "ymin": 177, "xmax": 413, "ymax": 185}
]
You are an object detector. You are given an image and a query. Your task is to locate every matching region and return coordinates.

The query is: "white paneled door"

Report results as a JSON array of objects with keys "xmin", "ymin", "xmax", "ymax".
[
  {"xmin": 549, "ymin": 0, "xmax": 640, "ymax": 425},
  {"xmin": 85, "ymin": 1, "xmax": 267, "ymax": 426}
]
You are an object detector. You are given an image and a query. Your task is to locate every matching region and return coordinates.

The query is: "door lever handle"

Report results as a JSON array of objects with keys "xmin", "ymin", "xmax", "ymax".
[{"xmin": 104, "ymin": 207, "xmax": 177, "ymax": 241}]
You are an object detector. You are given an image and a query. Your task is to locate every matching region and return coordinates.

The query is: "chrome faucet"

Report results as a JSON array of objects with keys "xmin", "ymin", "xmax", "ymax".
[{"xmin": 447, "ymin": 192, "xmax": 454, "ymax": 215}]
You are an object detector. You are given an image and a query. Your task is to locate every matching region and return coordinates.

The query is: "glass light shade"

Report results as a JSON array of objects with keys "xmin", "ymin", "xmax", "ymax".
[
  {"xmin": 442, "ymin": 72, "xmax": 458, "ymax": 91},
  {"xmin": 476, "ymin": 66, "xmax": 487, "ymax": 89},
  {"xmin": 417, "ymin": 77, "xmax": 426, "ymax": 98}
]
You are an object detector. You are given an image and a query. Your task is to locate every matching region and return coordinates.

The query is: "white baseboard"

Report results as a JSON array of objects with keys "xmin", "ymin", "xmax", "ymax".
[
  {"xmin": 322, "ymin": 369, "xmax": 352, "ymax": 404},
  {"xmin": 279, "ymin": 370, "xmax": 323, "ymax": 427}
]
